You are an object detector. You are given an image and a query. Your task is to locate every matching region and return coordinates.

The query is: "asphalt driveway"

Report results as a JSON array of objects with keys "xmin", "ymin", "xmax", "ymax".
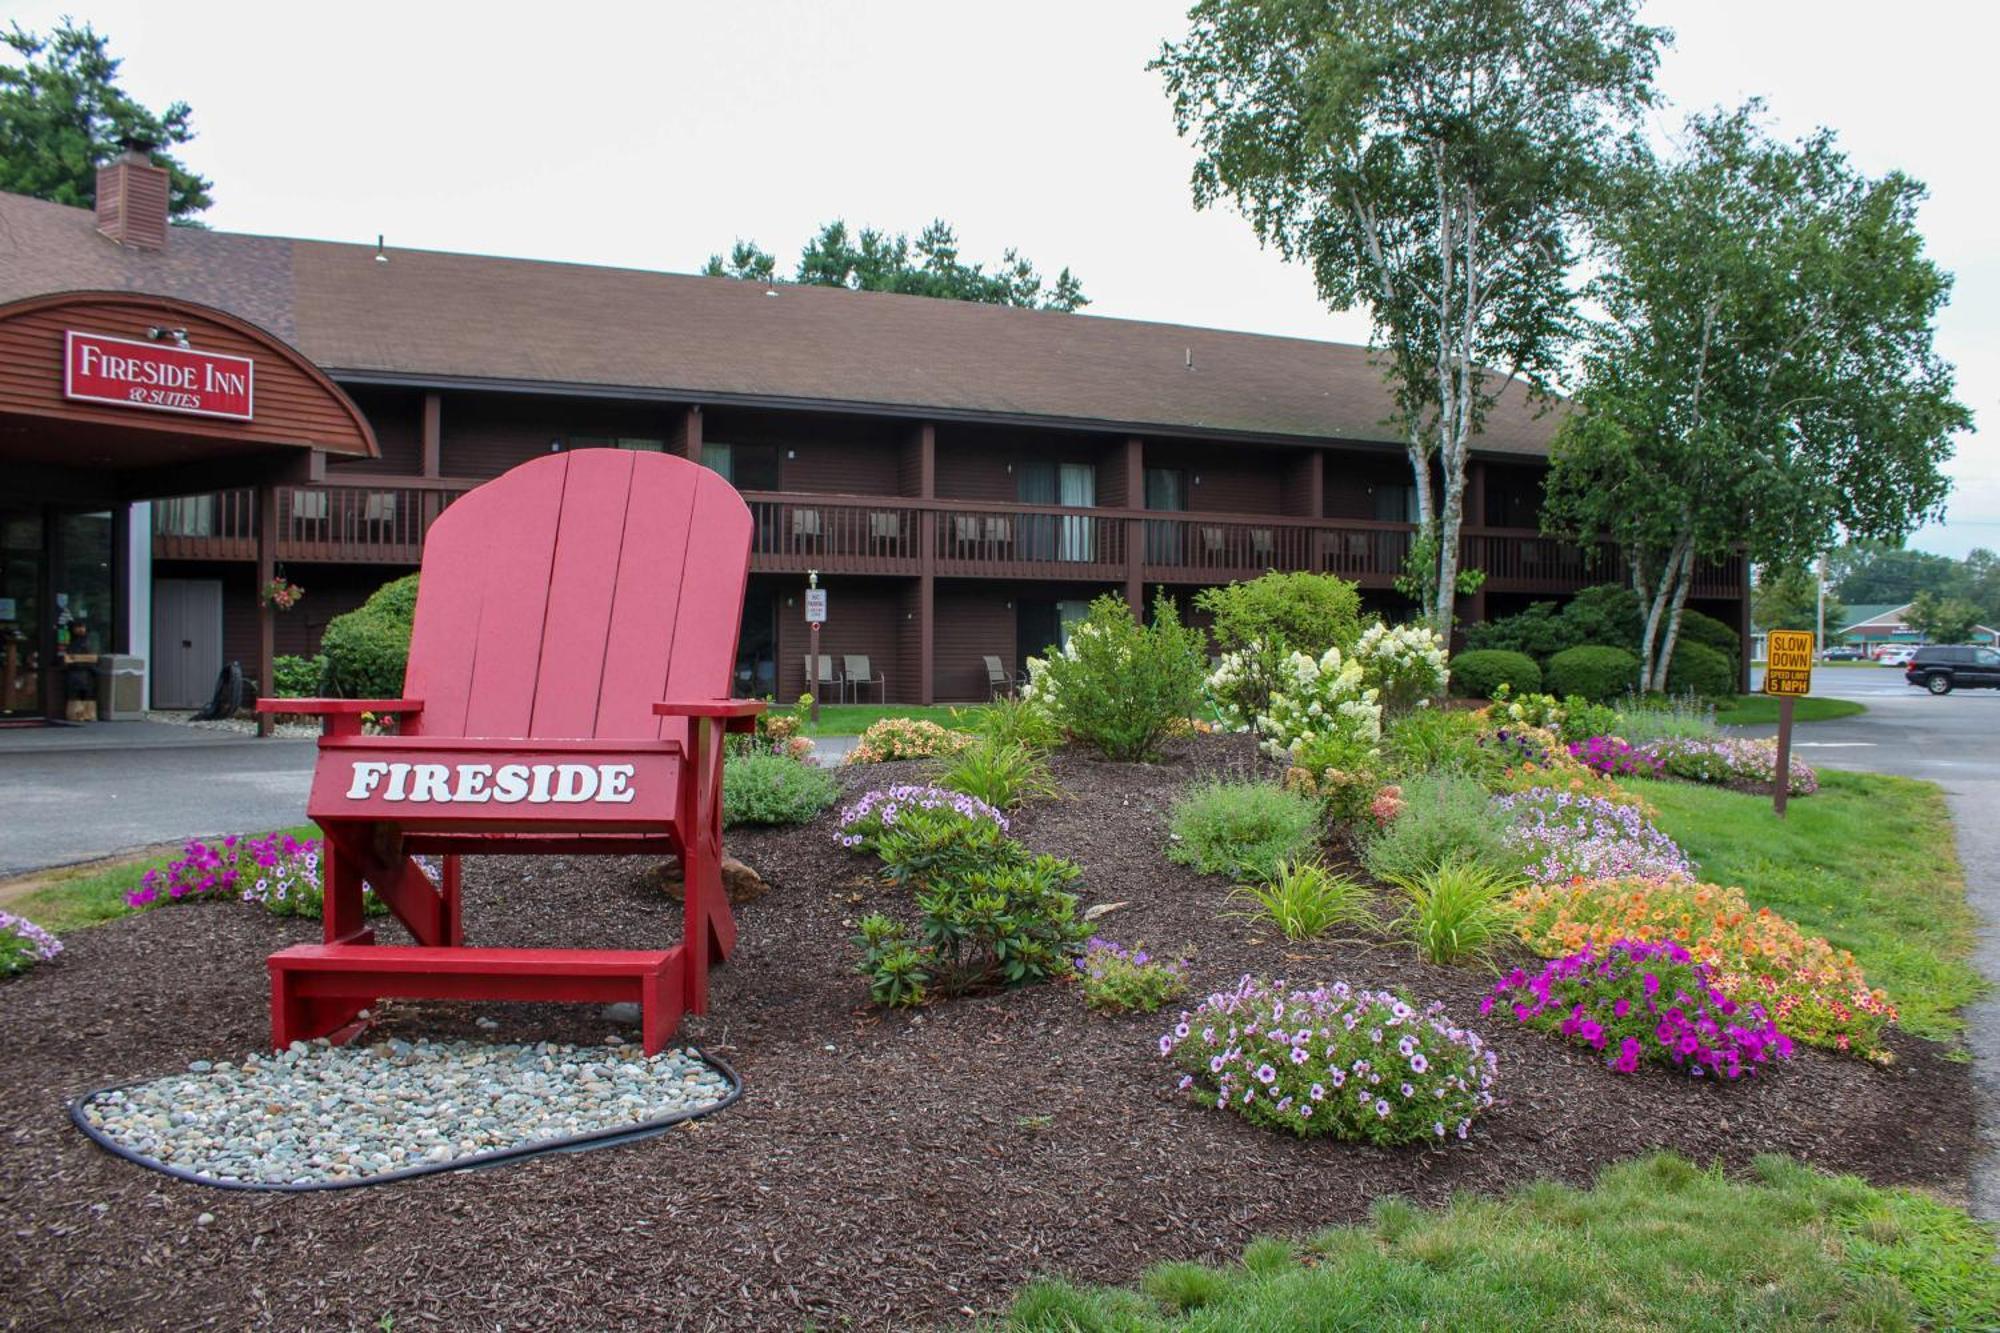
[
  {"xmin": 0, "ymin": 723, "xmax": 316, "ymax": 877},
  {"xmin": 1740, "ymin": 664, "xmax": 2000, "ymax": 1217}
]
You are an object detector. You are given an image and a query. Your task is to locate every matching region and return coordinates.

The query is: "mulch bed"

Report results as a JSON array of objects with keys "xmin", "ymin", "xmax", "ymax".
[{"xmin": 0, "ymin": 734, "xmax": 1975, "ymax": 1331}]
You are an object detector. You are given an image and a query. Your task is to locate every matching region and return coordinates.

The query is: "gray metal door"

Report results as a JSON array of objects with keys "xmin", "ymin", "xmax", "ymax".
[{"xmin": 150, "ymin": 578, "xmax": 222, "ymax": 709}]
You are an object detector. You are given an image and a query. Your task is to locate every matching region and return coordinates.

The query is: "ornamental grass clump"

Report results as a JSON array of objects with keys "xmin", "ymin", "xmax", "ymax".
[
  {"xmin": 1162, "ymin": 976, "xmax": 1497, "ymax": 1145},
  {"xmin": 1233, "ymin": 860, "xmax": 1375, "ymax": 940},
  {"xmin": 1567, "ymin": 735, "xmax": 1664, "ymax": 779},
  {"xmin": 1075, "ymin": 938, "xmax": 1188, "ymax": 1014},
  {"xmin": 0, "ymin": 911, "xmax": 61, "ymax": 976},
  {"xmin": 1483, "ymin": 939, "xmax": 1794, "ymax": 1079},
  {"xmin": 1512, "ymin": 875, "xmax": 1898, "ymax": 1055},
  {"xmin": 1359, "ymin": 772, "xmax": 1519, "ymax": 881},
  {"xmin": 1640, "ymin": 736, "xmax": 1818, "ymax": 796},
  {"xmin": 845, "ymin": 717, "xmax": 975, "ymax": 765},
  {"xmin": 1387, "ymin": 856, "xmax": 1522, "ymax": 966},
  {"xmin": 1495, "ymin": 788, "xmax": 1693, "ymax": 885},
  {"xmin": 931, "ymin": 735, "xmax": 1060, "ymax": 811}
]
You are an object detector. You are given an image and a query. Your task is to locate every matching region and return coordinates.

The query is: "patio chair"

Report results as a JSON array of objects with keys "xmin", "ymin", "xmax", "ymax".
[
  {"xmin": 843, "ymin": 655, "xmax": 887, "ymax": 705},
  {"xmin": 984, "ymin": 655, "xmax": 1019, "ymax": 700},
  {"xmin": 256, "ymin": 450, "xmax": 764, "ymax": 1054},
  {"xmin": 803, "ymin": 653, "xmax": 842, "ymax": 703}
]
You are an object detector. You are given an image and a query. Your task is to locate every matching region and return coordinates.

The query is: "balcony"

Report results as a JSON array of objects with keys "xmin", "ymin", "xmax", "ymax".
[{"xmin": 152, "ymin": 483, "xmax": 1744, "ymax": 598}]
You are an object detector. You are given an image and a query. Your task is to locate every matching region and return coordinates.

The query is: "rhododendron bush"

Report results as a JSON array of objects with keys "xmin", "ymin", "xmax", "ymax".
[
  {"xmin": 1162, "ymin": 976, "xmax": 1496, "ymax": 1145},
  {"xmin": 1512, "ymin": 876, "xmax": 1897, "ymax": 1055},
  {"xmin": 1484, "ymin": 939, "xmax": 1793, "ymax": 1079}
]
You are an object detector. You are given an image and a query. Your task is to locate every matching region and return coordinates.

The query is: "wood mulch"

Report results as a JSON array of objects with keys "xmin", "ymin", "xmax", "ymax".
[{"xmin": 0, "ymin": 735, "xmax": 1974, "ymax": 1331}]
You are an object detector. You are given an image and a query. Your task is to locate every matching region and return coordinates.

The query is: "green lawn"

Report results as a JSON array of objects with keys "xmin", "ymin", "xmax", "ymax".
[
  {"xmin": 1005, "ymin": 1154, "xmax": 2000, "ymax": 1331},
  {"xmin": 1714, "ymin": 694, "xmax": 1867, "ymax": 724},
  {"xmin": 801, "ymin": 703, "xmax": 988, "ymax": 736},
  {"xmin": 4, "ymin": 825, "xmax": 318, "ymax": 934},
  {"xmin": 1630, "ymin": 771, "xmax": 1984, "ymax": 1045}
]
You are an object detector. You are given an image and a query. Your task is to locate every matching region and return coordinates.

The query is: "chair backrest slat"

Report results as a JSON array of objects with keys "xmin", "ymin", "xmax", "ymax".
[{"xmin": 402, "ymin": 451, "xmax": 748, "ymax": 743}]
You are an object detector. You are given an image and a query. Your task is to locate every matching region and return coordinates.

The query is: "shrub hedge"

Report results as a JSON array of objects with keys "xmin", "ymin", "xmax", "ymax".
[
  {"xmin": 1665, "ymin": 640, "xmax": 1734, "ymax": 699},
  {"xmin": 1546, "ymin": 645, "xmax": 1639, "ymax": 702},
  {"xmin": 321, "ymin": 573, "xmax": 419, "ymax": 698},
  {"xmin": 1449, "ymin": 649, "xmax": 1541, "ymax": 699}
]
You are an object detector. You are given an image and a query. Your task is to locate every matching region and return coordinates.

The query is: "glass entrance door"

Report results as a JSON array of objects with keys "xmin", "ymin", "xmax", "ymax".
[{"xmin": 0, "ymin": 509, "xmax": 44, "ymax": 718}]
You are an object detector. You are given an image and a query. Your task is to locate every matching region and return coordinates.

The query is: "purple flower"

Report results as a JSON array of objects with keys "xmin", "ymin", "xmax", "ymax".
[{"xmin": 1256, "ymin": 1063, "xmax": 1277, "ymax": 1085}]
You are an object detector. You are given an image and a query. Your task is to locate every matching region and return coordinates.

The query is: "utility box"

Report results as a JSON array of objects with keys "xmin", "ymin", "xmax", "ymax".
[{"xmin": 97, "ymin": 654, "xmax": 146, "ymax": 721}]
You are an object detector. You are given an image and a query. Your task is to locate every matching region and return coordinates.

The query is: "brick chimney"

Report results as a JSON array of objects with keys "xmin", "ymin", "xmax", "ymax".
[{"xmin": 95, "ymin": 137, "xmax": 170, "ymax": 250}]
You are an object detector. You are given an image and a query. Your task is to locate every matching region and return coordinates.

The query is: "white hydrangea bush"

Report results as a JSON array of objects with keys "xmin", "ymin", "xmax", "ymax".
[
  {"xmin": 1256, "ymin": 646, "xmax": 1383, "ymax": 767},
  {"xmin": 1204, "ymin": 642, "xmax": 1266, "ymax": 732},
  {"xmin": 1352, "ymin": 622, "xmax": 1449, "ymax": 716}
]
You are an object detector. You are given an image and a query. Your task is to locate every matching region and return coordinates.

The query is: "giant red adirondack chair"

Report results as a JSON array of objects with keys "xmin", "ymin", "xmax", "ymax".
[{"xmin": 257, "ymin": 450, "xmax": 763, "ymax": 1054}]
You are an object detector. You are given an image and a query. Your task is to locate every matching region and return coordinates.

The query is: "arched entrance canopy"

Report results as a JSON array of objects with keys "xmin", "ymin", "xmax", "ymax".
[{"xmin": 0, "ymin": 290, "xmax": 377, "ymax": 505}]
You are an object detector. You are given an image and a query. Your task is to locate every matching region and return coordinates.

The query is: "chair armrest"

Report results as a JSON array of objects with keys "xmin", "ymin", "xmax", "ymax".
[
  {"xmin": 653, "ymin": 698, "xmax": 768, "ymax": 735},
  {"xmin": 255, "ymin": 698, "xmax": 423, "ymax": 715}
]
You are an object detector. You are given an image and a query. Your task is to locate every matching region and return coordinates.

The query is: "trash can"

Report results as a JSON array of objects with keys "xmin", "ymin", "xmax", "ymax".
[{"xmin": 96, "ymin": 654, "xmax": 146, "ymax": 721}]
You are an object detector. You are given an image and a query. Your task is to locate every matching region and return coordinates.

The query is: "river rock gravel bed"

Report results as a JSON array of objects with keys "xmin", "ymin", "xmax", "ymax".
[{"xmin": 77, "ymin": 1038, "xmax": 734, "ymax": 1186}]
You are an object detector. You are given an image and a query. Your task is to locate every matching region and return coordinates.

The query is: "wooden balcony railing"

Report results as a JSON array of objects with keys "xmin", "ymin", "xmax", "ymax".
[
  {"xmin": 151, "ymin": 480, "xmax": 474, "ymax": 564},
  {"xmin": 153, "ymin": 482, "xmax": 1745, "ymax": 600}
]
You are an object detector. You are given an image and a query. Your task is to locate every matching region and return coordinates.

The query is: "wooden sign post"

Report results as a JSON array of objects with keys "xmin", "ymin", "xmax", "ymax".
[
  {"xmin": 804, "ymin": 571, "xmax": 826, "ymax": 724},
  {"xmin": 1762, "ymin": 629, "xmax": 1814, "ymax": 817}
]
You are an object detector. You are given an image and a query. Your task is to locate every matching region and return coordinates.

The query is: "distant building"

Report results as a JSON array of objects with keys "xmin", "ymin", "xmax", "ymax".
[{"xmin": 1835, "ymin": 603, "xmax": 2000, "ymax": 650}]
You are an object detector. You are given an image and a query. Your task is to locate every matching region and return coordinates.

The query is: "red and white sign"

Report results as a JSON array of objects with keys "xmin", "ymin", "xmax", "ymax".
[{"xmin": 64, "ymin": 330, "xmax": 254, "ymax": 421}]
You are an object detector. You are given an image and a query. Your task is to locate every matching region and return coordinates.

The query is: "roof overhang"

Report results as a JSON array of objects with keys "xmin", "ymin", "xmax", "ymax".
[{"xmin": 0, "ymin": 290, "xmax": 377, "ymax": 505}]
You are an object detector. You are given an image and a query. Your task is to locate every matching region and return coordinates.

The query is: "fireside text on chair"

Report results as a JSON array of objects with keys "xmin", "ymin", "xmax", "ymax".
[{"xmin": 257, "ymin": 451, "xmax": 764, "ymax": 1054}]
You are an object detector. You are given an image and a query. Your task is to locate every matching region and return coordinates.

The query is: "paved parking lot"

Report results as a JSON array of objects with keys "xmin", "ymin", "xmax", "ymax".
[
  {"xmin": 1742, "ymin": 663, "xmax": 2000, "ymax": 1216},
  {"xmin": 0, "ymin": 723, "xmax": 316, "ymax": 876}
]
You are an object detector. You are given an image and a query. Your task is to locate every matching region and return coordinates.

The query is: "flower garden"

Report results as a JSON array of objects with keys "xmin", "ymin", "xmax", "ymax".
[{"xmin": 0, "ymin": 573, "xmax": 1991, "ymax": 1329}]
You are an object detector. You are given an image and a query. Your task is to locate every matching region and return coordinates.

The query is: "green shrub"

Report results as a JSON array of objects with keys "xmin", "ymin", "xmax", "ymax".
[
  {"xmin": 1075, "ymin": 938, "xmax": 1188, "ymax": 1015},
  {"xmin": 1383, "ymin": 708, "xmax": 1486, "ymax": 777},
  {"xmin": 971, "ymin": 696, "xmax": 1062, "ymax": 752},
  {"xmin": 1557, "ymin": 696, "xmax": 1622, "ymax": 744},
  {"xmin": 269, "ymin": 654, "xmax": 327, "ymax": 698},
  {"xmin": 722, "ymin": 753, "xmax": 839, "ymax": 827},
  {"xmin": 1666, "ymin": 640, "xmax": 1734, "ymax": 699},
  {"xmin": 1450, "ymin": 650, "xmax": 1541, "ymax": 699},
  {"xmin": 1464, "ymin": 600, "xmax": 1571, "ymax": 660},
  {"xmin": 932, "ymin": 736, "xmax": 1059, "ymax": 811},
  {"xmin": 1167, "ymin": 780, "xmax": 1323, "ymax": 881},
  {"xmin": 1196, "ymin": 571, "xmax": 1363, "ymax": 723},
  {"xmin": 854, "ymin": 854, "xmax": 1089, "ymax": 1006},
  {"xmin": 1546, "ymin": 645, "xmax": 1640, "ymax": 702},
  {"xmin": 1023, "ymin": 592, "xmax": 1207, "ymax": 762},
  {"xmin": 1233, "ymin": 860, "xmax": 1374, "ymax": 940},
  {"xmin": 1465, "ymin": 584, "xmax": 1642, "ymax": 665},
  {"xmin": 321, "ymin": 573, "xmax": 420, "ymax": 698},
  {"xmin": 1677, "ymin": 607, "xmax": 1742, "ymax": 671},
  {"xmin": 1388, "ymin": 855, "xmax": 1521, "ymax": 966},
  {"xmin": 874, "ymin": 804, "xmax": 1028, "ymax": 892},
  {"xmin": 1359, "ymin": 772, "xmax": 1518, "ymax": 882}
]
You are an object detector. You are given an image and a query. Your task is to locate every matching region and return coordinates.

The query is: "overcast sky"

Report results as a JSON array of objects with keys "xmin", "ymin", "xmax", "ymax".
[{"xmin": 12, "ymin": 0, "xmax": 1993, "ymax": 557}]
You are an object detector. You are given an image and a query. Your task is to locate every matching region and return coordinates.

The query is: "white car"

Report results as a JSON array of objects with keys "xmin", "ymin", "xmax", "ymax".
[{"xmin": 1878, "ymin": 645, "xmax": 1916, "ymax": 667}]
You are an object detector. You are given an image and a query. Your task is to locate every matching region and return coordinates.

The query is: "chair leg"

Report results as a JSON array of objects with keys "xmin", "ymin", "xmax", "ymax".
[
  {"xmin": 441, "ymin": 854, "xmax": 463, "ymax": 946},
  {"xmin": 641, "ymin": 963, "xmax": 680, "ymax": 1055}
]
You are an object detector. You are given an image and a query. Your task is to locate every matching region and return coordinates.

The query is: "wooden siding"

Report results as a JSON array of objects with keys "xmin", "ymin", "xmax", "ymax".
[
  {"xmin": 1144, "ymin": 440, "xmax": 1286, "ymax": 514},
  {"xmin": 933, "ymin": 583, "xmax": 1015, "ymax": 703},
  {"xmin": 333, "ymin": 384, "xmax": 425, "ymax": 475},
  {"xmin": 440, "ymin": 394, "xmax": 682, "ymax": 479},
  {"xmin": 0, "ymin": 293, "xmax": 374, "ymax": 463},
  {"xmin": 772, "ymin": 577, "xmax": 906, "ymax": 704}
]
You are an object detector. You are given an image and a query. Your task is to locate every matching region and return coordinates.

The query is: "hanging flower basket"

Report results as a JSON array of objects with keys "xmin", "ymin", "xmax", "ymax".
[{"xmin": 259, "ymin": 577, "xmax": 305, "ymax": 611}]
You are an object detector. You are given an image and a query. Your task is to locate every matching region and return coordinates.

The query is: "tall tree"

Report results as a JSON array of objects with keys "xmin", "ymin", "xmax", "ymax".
[
  {"xmin": 1155, "ymin": 0, "xmax": 1664, "ymax": 631},
  {"xmin": 1544, "ymin": 106, "xmax": 1967, "ymax": 689},
  {"xmin": 1903, "ymin": 590, "xmax": 1984, "ymax": 645},
  {"xmin": 704, "ymin": 220, "xmax": 1087, "ymax": 311},
  {"xmin": 0, "ymin": 19, "xmax": 211, "ymax": 219},
  {"xmin": 1753, "ymin": 563, "xmax": 1843, "ymax": 636}
]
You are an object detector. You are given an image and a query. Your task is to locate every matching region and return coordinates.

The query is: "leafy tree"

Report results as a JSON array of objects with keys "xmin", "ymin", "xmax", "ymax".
[
  {"xmin": 1544, "ymin": 106, "xmax": 1968, "ymax": 690},
  {"xmin": 704, "ymin": 219, "xmax": 1087, "ymax": 311},
  {"xmin": 1831, "ymin": 542, "xmax": 1969, "ymax": 604},
  {"xmin": 1754, "ymin": 564, "xmax": 1844, "ymax": 636},
  {"xmin": 0, "ymin": 19, "xmax": 211, "ymax": 219},
  {"xmin": 1155, "ymin": 0, "xmax": 1665, "ymax": 633},
  {"xmin": 1904, "ymin": 591, "xmax": 1983, "ymax": 645}
]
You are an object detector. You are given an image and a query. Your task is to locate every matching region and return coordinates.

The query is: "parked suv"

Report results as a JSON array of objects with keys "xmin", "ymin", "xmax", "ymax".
[{"xmin": 1905, "ymin": 645, "xmax": 2000, "ymax": 694}]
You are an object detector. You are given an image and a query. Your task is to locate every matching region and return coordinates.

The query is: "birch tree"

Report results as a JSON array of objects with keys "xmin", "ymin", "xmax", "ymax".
[
  {"xmin": 1154, "ymin": 0, "xmax": 1663, "ymax": 632},
  {"xmin": 1544, "ymin": 106, "xmax": 1967, "ymax": 690}
]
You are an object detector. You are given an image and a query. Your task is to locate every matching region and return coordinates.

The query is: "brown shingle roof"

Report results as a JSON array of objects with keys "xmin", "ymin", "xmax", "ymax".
[{"xmin": 0, "ymin": 190, "xmax": 1557, "ymax": 454}]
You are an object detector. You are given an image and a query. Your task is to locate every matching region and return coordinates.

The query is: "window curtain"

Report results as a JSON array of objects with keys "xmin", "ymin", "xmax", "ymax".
[
  {"xmin": 1058, "ymin": 463, "xmax": 1095, "ymax": 562},
  {"xmin": 1017, "ymin": 461, "xmax": 1057, "ymax": 560}
]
